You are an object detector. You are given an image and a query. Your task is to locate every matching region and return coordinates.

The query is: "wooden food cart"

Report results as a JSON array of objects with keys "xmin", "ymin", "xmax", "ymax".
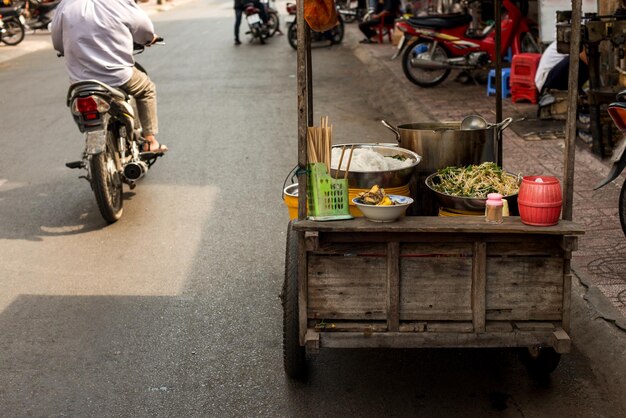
[{"xmin": 283, "ymin": 0, "xmax": 585, "ymax": 379}]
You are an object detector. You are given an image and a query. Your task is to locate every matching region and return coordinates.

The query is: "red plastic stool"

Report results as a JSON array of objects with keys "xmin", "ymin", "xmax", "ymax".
[
  {"xmin": 511, "ymin": 84, "xmax": 539, "ymax": 104},
  {"xmin": 510, "ymin": 53, "xmax": 542, "ymax": 87},
  {"xmin": 374, "ymin": 12, "xmax": 394, "ymax": 44}
]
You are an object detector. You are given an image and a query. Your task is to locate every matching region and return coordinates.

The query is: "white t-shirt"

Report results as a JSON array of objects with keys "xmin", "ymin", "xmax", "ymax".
[
  {"xmin": 51, "ymin": 0, "xmax": 155, "ymax": 86},
  {"xmin": 535, "ymin": 41, "xmax": 568, "ymax": 92}
]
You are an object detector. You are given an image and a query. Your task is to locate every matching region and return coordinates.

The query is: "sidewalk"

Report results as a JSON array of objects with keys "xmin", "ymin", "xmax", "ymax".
[{"xmin": 345, "ymin": 26, "xmax": 626, "ymax": 326}]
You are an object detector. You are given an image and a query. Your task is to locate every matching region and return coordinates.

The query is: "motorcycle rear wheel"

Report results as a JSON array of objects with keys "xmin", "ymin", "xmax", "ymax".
[
  {"xmin": 332, "ymin": 20, "xmax": 345, "ymax": 44},
  {"xmin": 267, "ymin": 11, "xmax": 279, "ymax": 37},
  {"xmin": 287, "ymin": 23, "xmax": 297, "ymax": 50},
  {"xmin": 402, "ymin": 40, "xmax": 451, "ymax": 88},
  {"xmin": 1, "ymin": 18, "xmax": 25, "ymax": 46},
  {"xmin": 91, "ymin": 131, "xmax": 123, "ymax": 223},
  {"xmin": 619, "ymin": 181, "xmax": 626, "ymax": 235}
]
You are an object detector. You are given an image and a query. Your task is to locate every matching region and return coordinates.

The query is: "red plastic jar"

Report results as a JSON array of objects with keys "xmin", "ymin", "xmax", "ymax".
[{"xmin": 517, "ymin": 176, "xmax": 562, "ymax": 226}]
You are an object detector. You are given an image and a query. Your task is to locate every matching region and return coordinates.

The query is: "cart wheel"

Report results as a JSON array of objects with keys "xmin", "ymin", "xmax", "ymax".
[
  {"xmin": 282, "ymin": 221, "xmax": 307, "ymax": 379},
  {"xmin": 519, "ymin": 346, "xmax": 561, "ymax": 375}
]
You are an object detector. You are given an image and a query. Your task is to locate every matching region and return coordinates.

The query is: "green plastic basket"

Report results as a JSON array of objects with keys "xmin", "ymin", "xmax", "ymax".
[{"xmin": 307, "ymin": 163, "xmax": 353, "ymax": 221}]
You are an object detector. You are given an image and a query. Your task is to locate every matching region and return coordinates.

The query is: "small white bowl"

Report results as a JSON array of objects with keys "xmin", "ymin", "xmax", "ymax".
[{"xmin": 352, "ymin": 195, "xmax": 414, "ymax": 222}]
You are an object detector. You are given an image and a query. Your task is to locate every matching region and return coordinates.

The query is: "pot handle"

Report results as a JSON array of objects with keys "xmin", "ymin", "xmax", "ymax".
[
  {"xmin": 494, "ymin": 117, "xmax": 513, "ymax": 132},
  {"xmin": 381, "ymin": 120, "xmax": 401, "ymax": 143}
]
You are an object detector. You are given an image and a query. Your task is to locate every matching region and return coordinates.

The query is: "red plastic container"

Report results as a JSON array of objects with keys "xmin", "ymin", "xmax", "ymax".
[{"xmin": 518, "ymin": 176, "xmax": 562, "ymax": 226}]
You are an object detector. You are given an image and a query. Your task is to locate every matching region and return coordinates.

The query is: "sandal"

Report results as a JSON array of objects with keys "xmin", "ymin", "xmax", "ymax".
[{"xmin": 143, "ymin": 141, "xmax": 168, "ymax": 153}]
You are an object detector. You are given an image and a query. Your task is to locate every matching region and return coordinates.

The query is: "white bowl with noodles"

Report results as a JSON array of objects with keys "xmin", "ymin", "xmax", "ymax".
[{"xmin": 352, "ymin": 195, "xmax": 414, "ymax": 222}]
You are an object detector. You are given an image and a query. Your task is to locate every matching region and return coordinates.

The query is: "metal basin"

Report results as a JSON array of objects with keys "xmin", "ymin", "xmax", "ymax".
[
  {"xmin": 331, "ymin": 144, "xmax": 421, "ymax": 188},
  {"xmin": 425, "ymin": 172, "xmax": 520, "ymax": 212}
]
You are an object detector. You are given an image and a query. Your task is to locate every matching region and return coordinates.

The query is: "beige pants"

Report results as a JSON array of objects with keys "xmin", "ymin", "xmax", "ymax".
[{"xmin": 120, "ymin": 67, "xmax": 158, "ymax": 136}]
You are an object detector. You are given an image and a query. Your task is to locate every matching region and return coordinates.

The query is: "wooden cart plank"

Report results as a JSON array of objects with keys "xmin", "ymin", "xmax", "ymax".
[
  {"xmin": 387, "ymin": 242, "xmax": 400, "ymax": 331},
  {"xmin": 400, "ymin": 257, "xmax": 472, "ymax": 320},
  {"xmin": 308, "ymin": 255, "xmax": 386, "ymax": 320},
  {"xmin": 293, "ymin": 217, "xmax": 585, "ymax": 235},
  {"xmin": 472, "ymin": 241, "xmax": 487, "ymax": 333},
  {"xmin": 318, "ymin": 331, "xmax": 561, "ymax": 349},
  {"xmin": 486, "ymin": 257, "xmax": 564, "ymax": 321}
]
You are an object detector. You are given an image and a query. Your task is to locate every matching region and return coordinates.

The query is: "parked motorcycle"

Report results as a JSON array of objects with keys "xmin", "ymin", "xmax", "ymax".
[
  {"xmin": 0, "ymin": 4, "xmax": 26, "ymax": 45},
  {"xmin": 394, "ymin": 0, "xmax": 539, "ymax": 87},
  {"xmin": 22, "ymin": 0, "xmax": 59, "ymax": 31},
  {"xmin": 62, "ymin": 40, "xmax": 166, "ymax": 224},
  {"xmin": 285, "ymin": 2, "xmax": 344, "ymax": 50},
  {"xmin": 336, "ymin": 0, "xmax": 367, "ymax": 24},
  {"xmin": 594, "ymin": 94, "xmax": 626, "ymax": 236}
]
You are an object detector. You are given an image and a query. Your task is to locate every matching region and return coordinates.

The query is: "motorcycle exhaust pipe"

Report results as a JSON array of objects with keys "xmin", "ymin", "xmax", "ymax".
[
  {"xmin": 409, "ymin": 57, "xmax": 473, "ymax": 70},
  {"xmin": 123, "ymin": 161, "xmax": 148, "ymax": 181}
]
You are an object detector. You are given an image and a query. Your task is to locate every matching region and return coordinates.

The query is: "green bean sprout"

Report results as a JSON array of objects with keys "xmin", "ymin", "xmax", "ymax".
[{"xmin": 431, "ymin": 162, "xmax": 520, "ymax": 198}]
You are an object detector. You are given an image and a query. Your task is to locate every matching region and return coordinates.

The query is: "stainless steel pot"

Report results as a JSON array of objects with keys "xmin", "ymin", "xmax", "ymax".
[
  {"xmin": 381, "ymin": 118, "xmax": 512, "ymax": 172},
  {"xmin": 330, "ymin": 144, "xmax": 421, "ymax": 188}
]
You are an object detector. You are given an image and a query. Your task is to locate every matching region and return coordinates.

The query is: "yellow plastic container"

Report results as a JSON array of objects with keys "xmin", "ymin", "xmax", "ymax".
[
  {"xmin": 284, "ymin": 183, "xmax": 411, "ymax": 219},
  {"xmin": 283, "ymin": 184, "xmax": 300, "ymax": 220}
]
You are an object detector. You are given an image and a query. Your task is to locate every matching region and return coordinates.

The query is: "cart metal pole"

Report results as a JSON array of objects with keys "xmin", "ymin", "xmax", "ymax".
[
  {"xmin": 562, "ymin": 0, "xmax": 582, "ymax": 221},
  {"xmin": 296, "ymin": 0, "xmax": 311, "ymax": 220},
  {"xmin": 494, "ymin": 0, "xmax": 503, "ymax": 166}
]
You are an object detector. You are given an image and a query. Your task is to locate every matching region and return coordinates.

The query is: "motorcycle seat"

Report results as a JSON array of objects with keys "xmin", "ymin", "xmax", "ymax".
[
  {"xmin": 66, "ymin": 80, "xmax": 128, "ymax": 106},
  {"xmin": 408, "ymin": 13, "xmax": 472, "ymax": 29},
  {"xmin": 32, "ymin": 1, "xmax": 61, "ymax": 12}
]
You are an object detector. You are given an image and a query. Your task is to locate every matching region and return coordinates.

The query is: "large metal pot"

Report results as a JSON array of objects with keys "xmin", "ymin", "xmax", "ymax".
[
  {"xmin": 381, "ymin": 118, "xmax": 512, "ymax": 215},
  {"xmin": 381, "ymin": 118, "xmax": 512, "ymax": 172}
]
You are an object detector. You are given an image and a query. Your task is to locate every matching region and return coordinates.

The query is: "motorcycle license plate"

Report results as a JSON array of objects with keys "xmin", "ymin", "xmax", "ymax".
[
  {"xmin": 246, "ymin": 14, "xmax": 262, "ymax": 25},
  {"xmin": 19, "ymin": 15, "xmax": 26, "ymax": 25},
  {"xmin": 85, "ymin": 130, "xmax": 106, "ymax": 155},
  {"xmin": 285, "ymin": 15, "xmax": 296, "ymax": 24}
]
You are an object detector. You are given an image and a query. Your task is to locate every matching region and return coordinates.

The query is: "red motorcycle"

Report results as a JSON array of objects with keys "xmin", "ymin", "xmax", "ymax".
[{"xmin": 394, "ymin": 0, "xmax": 539, "ymax": 87}]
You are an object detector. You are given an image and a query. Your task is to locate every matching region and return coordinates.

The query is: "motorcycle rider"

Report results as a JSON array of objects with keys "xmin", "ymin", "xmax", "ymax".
[
  {"xmin": 234, "ymin": 0, "xmax": 269, "ymax": 45},
  {"xmin": 51, "ymin": 0, "xmax": 167, "ymax": 153}
]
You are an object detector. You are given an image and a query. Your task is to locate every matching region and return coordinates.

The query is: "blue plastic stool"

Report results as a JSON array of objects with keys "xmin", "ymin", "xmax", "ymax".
[{"xmin": 487, "ymin": 68, "xmax": 511, "ymax": 98}]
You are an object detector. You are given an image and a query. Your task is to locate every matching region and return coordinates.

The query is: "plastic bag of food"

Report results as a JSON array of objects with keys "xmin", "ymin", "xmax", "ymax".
[{"xmin": 304, "ymin": 0, "xmax": 339, "ymax": 33}]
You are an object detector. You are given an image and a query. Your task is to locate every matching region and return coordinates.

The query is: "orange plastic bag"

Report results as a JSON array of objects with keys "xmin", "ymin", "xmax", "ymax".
[{"xmin": 304, "ymin": 0, "xmax": 339, "ymax": 33}]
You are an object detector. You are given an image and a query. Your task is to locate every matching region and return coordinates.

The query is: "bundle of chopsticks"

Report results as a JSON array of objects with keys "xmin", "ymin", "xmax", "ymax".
[
  {"xmin": 307, "ymin": 116, "xmax": 354, "ymax": 180},
  {"xmin": 306, "ymin": 116, "xmax": 332, "ymax": 171}
]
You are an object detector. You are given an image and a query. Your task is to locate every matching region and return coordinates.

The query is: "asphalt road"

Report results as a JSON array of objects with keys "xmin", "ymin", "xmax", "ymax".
[{"xmin": 0, "ymin": 0, "xmax": 624, "ymax": 416}]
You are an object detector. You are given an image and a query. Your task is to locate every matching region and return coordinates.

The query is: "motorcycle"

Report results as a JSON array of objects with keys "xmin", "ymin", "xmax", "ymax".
[
  {"xmin": 285, "ymin": 2, "xmax": 344, "ymax": 50},
  {"xmin": 62, "ymin": 40, "xmax": 166, "ymax": 224},
  {"xmin": 260, "ymin": 0, "xmax": 280, "ymax": 36},
  {"xmin": 0, "ymin": 4, "xmax": 26, "ymax": 45},
  {"xmin": 243, "ymin": 1, "xmax": 273, "ymax": 44},
  {"xmin": 22, "ymin": 0, "xmax": 59, "ymax": 31},
  {"xmin": 594, "ymin": 94, "xmax": 626, "ymax": 236},
  {"xmin": 393, "ymin": 0, "xmax": 539, "ymax": 87},
  {"xmin": 336, "ymin": 0, "xmax": 367, "ymax": 24}
]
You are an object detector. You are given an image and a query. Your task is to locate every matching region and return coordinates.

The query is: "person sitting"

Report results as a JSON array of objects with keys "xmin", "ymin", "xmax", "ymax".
[
  {"xmin": 535, "ymin": 41, "xmax": 589, "ymax": 117},
  {"xmin": 536, "ymin": 41, "xmax": 589, "ymax": 96},
  {"xmin": 51, "ymin": 0, "xmax": 167, "ymax": 153},
  {"xmin": 358, "ymin": 0, "xmax": 400, "ymax": 44}
]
